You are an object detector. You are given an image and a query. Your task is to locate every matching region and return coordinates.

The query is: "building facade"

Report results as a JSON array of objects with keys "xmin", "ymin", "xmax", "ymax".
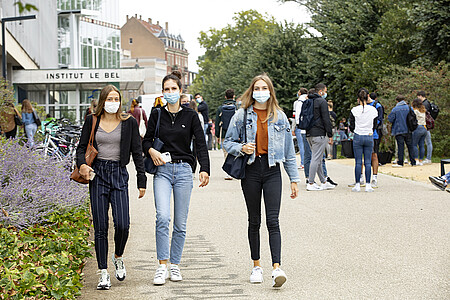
[{"xmin": 121, "ymin": 15, "xmax": 191, "ymax": 89}]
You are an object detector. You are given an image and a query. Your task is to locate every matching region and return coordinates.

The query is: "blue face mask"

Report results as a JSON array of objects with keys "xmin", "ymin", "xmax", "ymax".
[
  {"xmin": 195, "ymin": 97, "xmax": 202, "ymax": 103},
  {"xmin": 252, "ymin": 91, "xmax": 270, "ymax": 103},
  {"xmin": 164, "ymin": 92, "xmax": 180, "ymax": 104},
  {"xmin": 322, "ymin": 92, "xmax": 328, "ymax": 99}
]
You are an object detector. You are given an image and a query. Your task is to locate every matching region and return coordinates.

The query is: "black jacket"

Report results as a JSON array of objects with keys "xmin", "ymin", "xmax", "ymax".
[
  {"xmin": 76, "ymin": 114, "xmax": 147, "ymax": 189},
  {"xmin": 215, "ymin": 99, "xmax": 236, "ymax": 138},
  {"xmin": 142, "ymin": 106, "xmax": 210, "ymax": 175},
  {"xmin": 422, "ymin": 99, "xmax": 432, "ymax": 113},
  {"xmin": 306, "ymin": 93, "xmax": 333, "ymax": 137},
  {"xmin": 197, "ymin": 101, "xmax": 209, "ymax": 124}
]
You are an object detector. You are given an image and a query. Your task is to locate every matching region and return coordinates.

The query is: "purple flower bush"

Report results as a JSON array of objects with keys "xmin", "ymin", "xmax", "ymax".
[{"xmin": 0, "ymin": 139, "xmax": 88, "ymax": 228}]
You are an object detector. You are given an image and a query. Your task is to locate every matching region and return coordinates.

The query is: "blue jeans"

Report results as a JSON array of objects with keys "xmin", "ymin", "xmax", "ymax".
[
  {"xmin": 25, "ymin": 123, "xmax": 37, "ymax": 147},
  {"xmin": 425, "ymin": 130, "xmax": 432, "ymax": 160},
  {"xmin": 153, "ymin": 162, "xmax": 193, "ymax": 264},
  {"xmin": 294, "ymin": 127, "xmax": 304, "ymax": 166},
  {"xmin": 395, "ymin": 133, "xmax": 416, "ymax": 166},
  {"xmin": 353, "ymin": 134, "xmax": 374, "ymax": 184},
  {"xmin": 412, "ymin": 126, "xmax": 427, "ymax": 160},
  {"xmin": 302, "ymin": 133, "xmax": 327, "ymax": 179}
]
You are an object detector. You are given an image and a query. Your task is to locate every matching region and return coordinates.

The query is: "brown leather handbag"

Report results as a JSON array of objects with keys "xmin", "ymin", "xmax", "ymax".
[{"xmin": 70, "ymin": 116, "xmax": 98, "ymax": 184}]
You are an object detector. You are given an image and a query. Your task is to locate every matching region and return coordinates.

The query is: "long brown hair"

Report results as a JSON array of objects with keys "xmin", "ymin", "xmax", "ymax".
[
  {"xmin": 240, "ymin": 73, "xmax": 282, "ymax": 122},
  {"xmin": 412, "ymin": 98, "xmax": 426, "ymax": 113},
  {"xmin": 21, "ymin": 99, "xmax": 33, "ymax": 113},
  {"xmin": 94, "ymin": 85, "xmax": 130, "ymax": 120}
]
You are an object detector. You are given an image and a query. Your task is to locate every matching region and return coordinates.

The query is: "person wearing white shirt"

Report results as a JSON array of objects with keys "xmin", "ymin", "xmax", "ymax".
[{"xmin": 349, "ymin": 88, "xmax": 378, "ymax": 192}]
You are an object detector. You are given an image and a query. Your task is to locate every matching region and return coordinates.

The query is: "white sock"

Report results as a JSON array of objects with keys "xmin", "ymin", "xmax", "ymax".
[{"xmin": 373, "ymin": 175, "xmax": 377, "ymax": 180}]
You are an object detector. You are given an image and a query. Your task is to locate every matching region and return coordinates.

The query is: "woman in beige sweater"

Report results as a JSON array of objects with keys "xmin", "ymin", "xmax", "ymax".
[{"xmin": 411, "ymin": 98, "xmax": 427, "ymax": 166}]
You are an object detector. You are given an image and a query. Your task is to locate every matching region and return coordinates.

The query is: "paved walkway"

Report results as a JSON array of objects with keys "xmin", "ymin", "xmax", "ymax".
[{"xmin": 80, "ymin": 150, "xmax": 449, "ymax": 299}]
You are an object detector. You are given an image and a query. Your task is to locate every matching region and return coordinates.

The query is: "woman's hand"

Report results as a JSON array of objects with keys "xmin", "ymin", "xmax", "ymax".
[
  {"xmin": 199, "ymin": 172, "xmax": 209, "ymax": 187},
  {"xmin": 242, "ymin": 142, "xmax": 256, "ymax": 155},
  {"xmin": 138, "ymin": 188, "xmax": 146, "ymax": 198},
  {"xmin": 79, "ymin": 164, "xmax": 93, "ymax": 180},
  {"xmin": 290, "ymin": 182, "xmax": 299, "ymax": 199},
  {"xmin": 149, "ymin": 148, "xmax": 165, "ymax": 166}
]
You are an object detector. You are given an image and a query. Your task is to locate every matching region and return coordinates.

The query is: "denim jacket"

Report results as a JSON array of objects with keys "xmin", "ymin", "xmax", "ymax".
[
  {"xmin": 223, "ymin": 106, "xmax": 300, "ymax": 182},
  {"xmin": 388, "ymin": 100, "xmax": 411, "ymax": 136}
]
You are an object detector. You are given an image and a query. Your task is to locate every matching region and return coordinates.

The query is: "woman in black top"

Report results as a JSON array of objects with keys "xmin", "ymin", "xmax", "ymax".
[
  {"xmin": 143, "ymin": 71, "xmax": 210, "ymax": 286},
  {"xmin": 77, "ymin": 85, "xmax": 146, "ymax": 290}
]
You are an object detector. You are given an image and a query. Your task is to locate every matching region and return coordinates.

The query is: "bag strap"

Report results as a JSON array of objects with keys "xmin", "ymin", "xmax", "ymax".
[
  {"xmin": 243, "ymin": 108, "xmax": 247, "ymax": 143},
  {"xmin": 89, "ymin": 115, "xmax": 97, "ymax": 146},
  {"xmin": 139, "ymin": 107, "xmax": 143, "ymax": 121},
  {"xmin": 154, "ymin": 108, "xmax": 161, "ymax": 138}
]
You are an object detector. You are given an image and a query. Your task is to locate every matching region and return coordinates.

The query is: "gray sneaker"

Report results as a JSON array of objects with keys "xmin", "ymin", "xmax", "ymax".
[{"xmin": 97, "ymin": 269, "xmax": 111, "ymax": 290}]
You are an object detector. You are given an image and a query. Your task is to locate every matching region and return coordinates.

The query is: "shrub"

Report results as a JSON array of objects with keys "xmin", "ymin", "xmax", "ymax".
[
  {"xmin": 0, "ymin": 206, "xmax": 92, "ymax": 299},
  {"xmin": 0, "ymin": 139, "xmax": 88, "ymax": 229}
]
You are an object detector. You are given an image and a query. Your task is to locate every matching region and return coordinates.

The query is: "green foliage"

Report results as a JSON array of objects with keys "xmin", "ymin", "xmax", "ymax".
[
  {"xmin": 0, "ymin": 205, "xmax": 92, "ymax": 299},
  {"xmin": 377, "ymin": 63, "xmax": 450, "ymax": 157},
  {"xmin": 13, "ymin": 1, "xmax": 38, "ymax": 13}
]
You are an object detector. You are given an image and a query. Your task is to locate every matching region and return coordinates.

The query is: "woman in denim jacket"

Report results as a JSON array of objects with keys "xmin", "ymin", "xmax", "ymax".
[{"xmin": 223, "ymin": 74, "xmax": 300, "ymax": 288}]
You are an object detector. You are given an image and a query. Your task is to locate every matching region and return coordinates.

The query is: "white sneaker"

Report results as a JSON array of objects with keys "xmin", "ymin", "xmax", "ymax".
[
  {"xmin": 169, "ymin": 264, "xmax": 183, "ymax": 281},
  {"xmin": 272, "ymin": 268, "xmax": 287, "ymax": 288},
  {"xmin": 321, "ymin": 182, "xmax": 335, "ymax": 190},
  {"xmin": 97, "ymin": 269, "xmax": 111, "ymax": 290},
  {"xmin": 306, "ymin": 183, "xmax": 323, "ymax": 191},
  {"xmin": 423, "ymin": 159, "xmax": 432, "ymax": 164},
  {"xmin": 112, "ymin": 256, "xmax": 126, "ymax": 281},
  {"xmin": 352, "ymin": 183, "xmax": 361, "ymax": 192},
  {"xmin": 365, "ymin": 183, "xmax": 374, "ymax": 192},
  {"xmin": 392, "ymin": 164, "xmax": 403, "ymax": 168},
  {"xmin": 416, "ymin": 162, "xmax": 423, "ymax": 166},
  {"xmin": 250, "ymin": 266, "xmax": 263, "ymax": 283},
  {"xmin": 153, "ymin": 264, "xmax": 169, "ymax": 285},
  {"xmin": 371, "ymin": 179, "xmax": 378, "ymax": 188},
  {"xmin": 348, "ymin": 182, "xmax": 365, "ymax": 187}
]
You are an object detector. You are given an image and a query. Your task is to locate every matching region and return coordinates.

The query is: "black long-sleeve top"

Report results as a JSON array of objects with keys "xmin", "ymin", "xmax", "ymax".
[
  {"xmin": 76, "ymin": 114, "xmax": 147, "ymax": 189},
  {"xmin": 306, "ymin": 93, "xmax": 333, "ymax": 137},
  {"xmin": 142, "ymin": 106, "xmax": 210, "ymax": 175}
]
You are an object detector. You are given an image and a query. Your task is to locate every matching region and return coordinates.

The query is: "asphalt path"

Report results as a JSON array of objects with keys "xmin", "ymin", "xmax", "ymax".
[{"xmin": 81, "ymin": 150, "xmax": 450, "ymax": 299}]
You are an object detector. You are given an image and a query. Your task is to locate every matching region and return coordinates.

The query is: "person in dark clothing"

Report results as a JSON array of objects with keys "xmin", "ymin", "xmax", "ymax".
[
  {"xmin": 306, "ymin": 84, "xmax": 335, "ymax": 191},
  {"xmin": 143, "ymin": 71, "xmax": 210, "ymax": 286},
  {"xmin": 194, "ymin": 93, "xmax": 209, "ymax": 133},
  {"xmin": 76, "ymin": 85, "xmax": 146, "ymax": 290}
]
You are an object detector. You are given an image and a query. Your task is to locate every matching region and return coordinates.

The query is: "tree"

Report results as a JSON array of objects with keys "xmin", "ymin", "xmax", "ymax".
[{"xmin": 14, "ymin": 1, "xmax": 38, "ymax": 13}]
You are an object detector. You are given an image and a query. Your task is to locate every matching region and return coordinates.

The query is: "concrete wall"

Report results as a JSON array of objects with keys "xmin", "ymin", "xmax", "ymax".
[
  {"xmin": 120, "ymin": 17, "xmax": 165, "ymax": 60},
  {"xmin": 1, "ymin": 0, "xmax": 58, "ymax": 69}
]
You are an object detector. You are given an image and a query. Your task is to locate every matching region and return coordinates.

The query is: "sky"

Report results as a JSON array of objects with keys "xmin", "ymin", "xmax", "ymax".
[{"xmin": 119, "ymin": 0, "xmax": 311, "ymax": 72}]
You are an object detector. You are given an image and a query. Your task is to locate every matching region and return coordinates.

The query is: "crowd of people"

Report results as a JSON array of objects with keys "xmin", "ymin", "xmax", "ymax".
[{"xmin": 0, "ymin": 71, "xmax": 445, "ymax": 292}]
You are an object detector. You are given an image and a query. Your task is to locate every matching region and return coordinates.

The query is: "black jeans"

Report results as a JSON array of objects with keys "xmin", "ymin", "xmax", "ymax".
[
  {"xmin": 241, "ymin": 155, "xmax": 282, "ymax": 265},
  {"xmin": 4, "ymin": 127, "xmax": 17, "ymax": 139},
  {"xmin": 395, "ymin": 133, "xmax": 416, "ymax": 166}
]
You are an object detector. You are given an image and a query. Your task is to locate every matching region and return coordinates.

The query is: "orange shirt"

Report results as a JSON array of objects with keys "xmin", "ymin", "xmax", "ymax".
[{"xmin": 254, "ymin": 108, "xmax": 268, "ymax": 156}]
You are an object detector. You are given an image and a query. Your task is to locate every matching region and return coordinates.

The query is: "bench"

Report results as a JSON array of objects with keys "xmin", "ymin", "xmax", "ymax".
[{"xmin": 441, "ymin": 159, "xmax": 450, "ymax": 176}]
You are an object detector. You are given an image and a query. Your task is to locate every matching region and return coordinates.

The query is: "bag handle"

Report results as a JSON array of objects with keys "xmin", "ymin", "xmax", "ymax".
[
  {"xmin": 243, "ymin": 108, "xmax": 247, "ymax": 143},
  {"xmin": 154, "ymin": 108, "xmax": 161, "ymax": 139},
  {"xmin": 89, "ymin": 115, "xmax": 98, "ymax": 146}
]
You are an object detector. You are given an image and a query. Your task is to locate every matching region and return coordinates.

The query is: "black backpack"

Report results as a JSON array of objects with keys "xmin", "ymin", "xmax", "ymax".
[
  {"xmin": 406, "ymin": 106, "xmax": 418, "ymax": 132},
  {"xmin": 372, "ymin": 100, "xmax": 385, "ymax": 133},
  {"xmin": 219, "ymin": 103, "xmax": 237, "ymax": 131},
  {"xmin": 430, "ymin": 102, "xmax": 439, "ymax": 120},
  {"xmin": 298, "ymin": 98, "xmax": 316, "ymax": 130}
]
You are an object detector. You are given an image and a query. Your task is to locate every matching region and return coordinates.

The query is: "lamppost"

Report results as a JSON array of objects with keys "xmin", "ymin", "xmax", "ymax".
[{"xmin": 1, "ymin": 15, "xmax": 36, "ymax": 79}]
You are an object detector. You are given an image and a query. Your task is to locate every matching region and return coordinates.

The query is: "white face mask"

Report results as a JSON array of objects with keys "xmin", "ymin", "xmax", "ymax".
[{"xmin": 104, "ymin": 102, "xmax": 120, "ymax": 114}]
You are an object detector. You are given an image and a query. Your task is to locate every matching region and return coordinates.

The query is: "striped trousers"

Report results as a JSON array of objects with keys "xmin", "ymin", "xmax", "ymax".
[{"xmin": 89, "ymin": 159, "xmax": 130, "ymax": 270}]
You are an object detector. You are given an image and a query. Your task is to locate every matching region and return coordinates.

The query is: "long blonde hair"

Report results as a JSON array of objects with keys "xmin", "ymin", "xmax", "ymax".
[
  {"xmin": 95, "ymin": 85, "xmax": 130, "ymax": 120},
  {"xmin": 240, "ymin": 74, "xmax": 282, "ymax": 122},
  {"xmin": 21, "ymin": 99, "xmax": 33, "ymax": 113}
]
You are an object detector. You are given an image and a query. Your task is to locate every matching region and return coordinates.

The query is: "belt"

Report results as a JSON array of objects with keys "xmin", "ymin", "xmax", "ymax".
[{"xmin": 169, "ymin": 159, "xmax": 184, "ymax": 164}]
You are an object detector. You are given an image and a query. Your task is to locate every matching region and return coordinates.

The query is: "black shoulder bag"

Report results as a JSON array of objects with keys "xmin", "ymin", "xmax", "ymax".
[
  {"xmin": 144, "ymin": 108, "xmax": 164, "ymax": 174},
  {"xmin": 222, "ymin": 109, "xmax": 249, "ymax": 179}
]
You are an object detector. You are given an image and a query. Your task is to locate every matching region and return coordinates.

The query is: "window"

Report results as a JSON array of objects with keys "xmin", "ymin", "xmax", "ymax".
[{"xmin": 129, "ymin": 38, "xmax": 133, "ymax": 44}]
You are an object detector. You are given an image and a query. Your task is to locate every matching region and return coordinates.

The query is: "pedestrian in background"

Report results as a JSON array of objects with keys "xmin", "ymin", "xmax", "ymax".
[
  {"xmin": 416, "ymin": 91, "xmax": 433, "ymax": 164},
  {"xmin": 388, "ymin": 95, "xmax": 416, "ymax": 167},
  {"xmin": 77, "ymin": 85, "xmax": 147, "ymax": 290},
  {"xmin": 0, "ymin": 102, "xmax": 21, "ymax": 139},
  {"xmin": 411, "ymin": 98, "xmax": 427, "ymax": 166},
  {"xmin": 327, "ymin": 101, "xmax": 337, "ymax": 159},
  {"xmin": 223, "ymin": 73, "xmax": 299, "ymax": 288},
  {"xmin": 305, "ymin": 84, "xmax": 335, "ymax": 191},
  {"xmin": 21, "ymin": 99, "xmax": 39, "ymax": 147},
  {"xmin": 85, "ymin": 98, "xmax": 98, "ymax": 120},
  {"xmin": 367, "ymin": 92, "xmax": 384, "ymax": 187},
  {"xmin": 293, "ymin": 88, "xmax": 307, "ymax": 169},
  {"xmin": 143, "ymin": 71, "xmax": 210, "ymax": 286},
  {"xmin": 194, "ymin": 93, "xmax": 209, "ymax": 144},
  {"xmin": 349, "ymin": 88, "xmax": 378, "ymax": 192},
  {"xmin": 127, "ymin": 99, "xmax": 148, "ymax": 132}
]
